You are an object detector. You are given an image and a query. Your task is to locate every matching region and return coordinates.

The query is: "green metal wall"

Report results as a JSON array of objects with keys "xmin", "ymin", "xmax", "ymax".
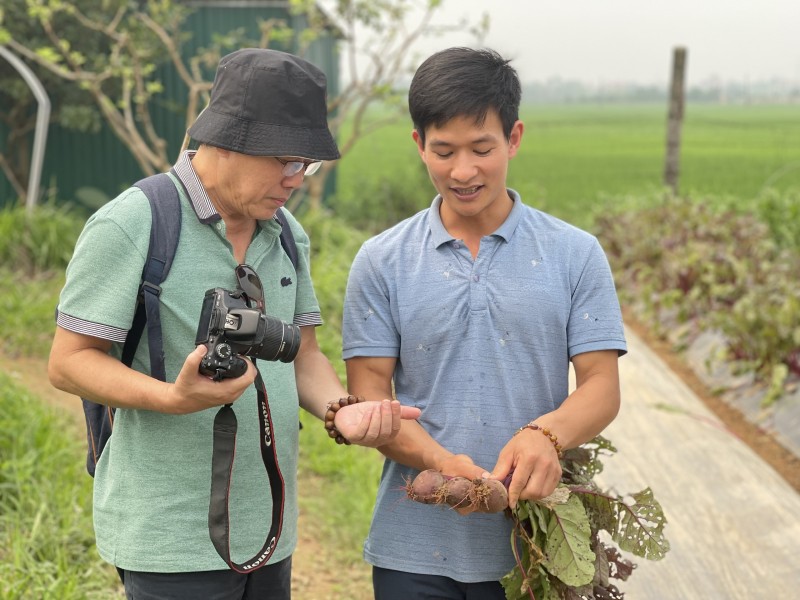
[{"xmin": 1, "ymin": 1, "xmax": 339, "ymax": 208}]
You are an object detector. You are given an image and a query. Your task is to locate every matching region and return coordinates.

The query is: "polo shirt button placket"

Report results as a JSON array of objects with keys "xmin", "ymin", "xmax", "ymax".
[{"xmin": 469, "ymin": 263, "xmax": 487, "ymax": 311}]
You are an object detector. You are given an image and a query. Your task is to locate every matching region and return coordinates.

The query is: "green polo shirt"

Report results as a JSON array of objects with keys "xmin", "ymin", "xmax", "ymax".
[{"xmin": 57, "ymin": 154, "xmax": 320, "ymax": 572}]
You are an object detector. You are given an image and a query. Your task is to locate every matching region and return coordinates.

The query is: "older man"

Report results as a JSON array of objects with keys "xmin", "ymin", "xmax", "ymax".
[{"xmin": 49, "ymin": 48, "xmax": 419, "ymax": 600}]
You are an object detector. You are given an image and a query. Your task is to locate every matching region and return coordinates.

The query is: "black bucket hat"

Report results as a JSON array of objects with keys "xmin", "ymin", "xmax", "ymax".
[{"xmin": 188, "ymin": 48, "xmax": 340, "ymax": 161}]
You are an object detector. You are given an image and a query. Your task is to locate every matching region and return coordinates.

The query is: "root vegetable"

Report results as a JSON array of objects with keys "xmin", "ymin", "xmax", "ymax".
[
  {"xmin": 442, "ymin": 476, "xmax": 473, "ymax": 508},
  {"xmin": 470, "ymin": 478, "xmax": 509, "ymax": 513},
  {"xmin": 406, "ymin": 469, "xmax": 508, "ymax": 513},
  {"xmin": 407, "ymin": 468, "xmax": 446, "ymax": 504}
]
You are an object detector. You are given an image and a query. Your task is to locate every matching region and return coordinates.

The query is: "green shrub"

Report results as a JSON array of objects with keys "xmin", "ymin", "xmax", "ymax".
[
  {"xmin": 0, "ymin": 203, "xmax": 85, "ymax": 273},
  {"xmin": 713, "ymin": 253, "xmax": 800, "ymax": 404},
  {"xmin": 300, "ymin": 209, "xmax": 370, "ymax": 365},
  {"xmin": 754, "ymin": 187, "xmax": 800, "ymax": 251},
  {"xmin": 597, "ymin": 193, "xmax": 800, "ymax": 402},
  {"xmin": 599, "ymin": 197, "xmax": 772, "ymax": 321},
  {"xmin": 332, "ymin": 159, "xmax": 432, "ymax": 235},
  {"xmin": 698, "ymin": 186, "xmax": 800, "ymax": 252}
]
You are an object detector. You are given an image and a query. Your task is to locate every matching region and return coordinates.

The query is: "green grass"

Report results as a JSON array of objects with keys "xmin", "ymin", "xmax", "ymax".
[
  {"xmin": 680, "ymin": 106, "xmax": 800, "ymax": 197},
  {"xmin": 0, "ymin": 200, "xmax": 83, "ymax": 359},
  {"xmin": 0, "ymin": 269, "xmax": 65, "ymax": 359},
  {"xmin": 523, "ymin": 104, "xmax": 800, "ymax": 228},
  {"xmin": 512, "ymin": 104, "xmax": 667, "ymax": 226},
  {"xmin": 297, "ymin": 413, "xmax": 384, "ymax": 561},
  {"xmin": 0, "ymin": 375, "xmax": 122, "ymax": 599}
]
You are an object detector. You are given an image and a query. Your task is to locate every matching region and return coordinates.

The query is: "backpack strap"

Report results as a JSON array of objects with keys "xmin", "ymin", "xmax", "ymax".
[
  {"xmin": 275, "ymin": 208, "xmax": 298, "ymax": 270},
  {"xmin": 120, "ymin": 172, "xmax": 182, "ymax": 380},
  {"xmin": 83, "ymin": 173, "xmax": 181, "ymax": 477}
]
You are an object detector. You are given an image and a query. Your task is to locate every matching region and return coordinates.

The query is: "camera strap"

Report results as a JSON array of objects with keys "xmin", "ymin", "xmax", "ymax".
[{"xmin": 208, "ymin": 361, "xmax": 285, "ymax": 572}]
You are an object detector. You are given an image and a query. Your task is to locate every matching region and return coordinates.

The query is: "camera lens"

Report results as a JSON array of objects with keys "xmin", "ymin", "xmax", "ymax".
[{"xmin": 254, "ymin": 316, "xmax": 301, "ymax": 363}]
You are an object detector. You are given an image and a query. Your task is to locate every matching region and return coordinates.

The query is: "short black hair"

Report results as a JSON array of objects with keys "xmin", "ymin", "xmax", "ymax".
[{"xmin": 408, "ymin": 47, "xmax": 521, "ymax": 146}]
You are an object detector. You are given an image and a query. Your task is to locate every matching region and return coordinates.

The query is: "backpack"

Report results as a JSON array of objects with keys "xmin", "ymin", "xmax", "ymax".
[{"xmin": 81, "ymin": 172, "xmax": 298, "ymax": 476}]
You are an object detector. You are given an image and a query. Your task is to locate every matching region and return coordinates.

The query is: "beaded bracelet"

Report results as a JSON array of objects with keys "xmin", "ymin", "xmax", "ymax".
[
  {"xmin": 324, "ymin": 395, "xmax": 365, "ymax": 445},
  {"xmin": 515, "ymin": 421, "xmax": 564, "ymax": 458}
]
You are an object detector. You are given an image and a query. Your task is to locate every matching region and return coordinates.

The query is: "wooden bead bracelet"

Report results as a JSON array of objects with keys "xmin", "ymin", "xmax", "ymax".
[
  {"xmin": 515, "ymin": 421, "xmax": 564, "ymax": 458},
  {"xmin": 324, "ymin": 395, "xmax": 365, "ymax": 445}
]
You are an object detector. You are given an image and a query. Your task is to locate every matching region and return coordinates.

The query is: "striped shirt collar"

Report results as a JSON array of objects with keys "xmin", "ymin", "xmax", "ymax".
[{"xmin": 172, "ymin": 150, "xmax": 220, "ymax": 224}]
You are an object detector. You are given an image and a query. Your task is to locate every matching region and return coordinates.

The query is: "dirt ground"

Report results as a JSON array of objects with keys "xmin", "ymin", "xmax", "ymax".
[{"xmin": 6, "ymin": 319, "xmax": 799, "ymax": 599}]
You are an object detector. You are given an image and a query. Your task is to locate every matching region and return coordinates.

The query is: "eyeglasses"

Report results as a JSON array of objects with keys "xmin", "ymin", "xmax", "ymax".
[
  {"xmin": 274, "ymin": 157, "xmax": 322, "ymax": 177},
  {"xmin": 235, "ymin": 264, "xmax": 264, "ymax": 312}
]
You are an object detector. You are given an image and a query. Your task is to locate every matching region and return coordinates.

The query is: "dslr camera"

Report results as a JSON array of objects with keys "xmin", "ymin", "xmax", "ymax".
[{"xmin": 195, "ymin": 286, "xmax": 301, "ymax": 380}]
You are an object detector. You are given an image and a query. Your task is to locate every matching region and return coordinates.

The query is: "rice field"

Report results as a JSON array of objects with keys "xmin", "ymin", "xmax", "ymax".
[{"xmin": 338, "ymin": 103, "xmax": 800, "ymax": 230}]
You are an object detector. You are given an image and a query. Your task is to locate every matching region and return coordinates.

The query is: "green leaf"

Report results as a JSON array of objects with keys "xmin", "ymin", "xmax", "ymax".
[
  {"xmin": 34, "ymin": 46, "xmax": 63, "ymax": 64},
  {"xmin": 541, "ymin": 495, "xmax": 595, "ymax": 587},
  {"xmin": 573, "ymin": 486, "xmax": 617, "ymax": 533},
  {"xmin": 524, "ymin": 500, "xmax": 550, "ymax": 546},
  {"xmin": 500, "ymin": 559, "xmax": 527, "ymax": 600},
  {"xmin": 614, "ymin": 488, "xmax": 671, "ymax": 560},
  {"xmin": 501, "ymin": 560, "xmax": 553, "ymax": 600},
  {"xmin": 505, "ymin": 436, "xmax": 671, "ymax": 598},
  {"xmin": 145, "ymin": 81, "xmax": 164, "ymax": 95}
]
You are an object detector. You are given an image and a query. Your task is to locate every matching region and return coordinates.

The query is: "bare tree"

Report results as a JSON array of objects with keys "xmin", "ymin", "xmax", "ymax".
[
  {"xmin": 293, "ymin": 0, "xmax": 488, "ymax": 208},
  {"xmin": 0, "ymin": 0, "xmax": 487, "ymax": 208}
]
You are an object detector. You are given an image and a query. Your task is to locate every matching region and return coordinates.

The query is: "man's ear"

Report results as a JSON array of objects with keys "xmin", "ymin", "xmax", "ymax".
[
  {"xmin": 412, "ymin": 129, "xmax": 426, "ymax": 160},
  {"xmin": 507, "ymin": 120, "xmax": 524, "ymax": 159}
]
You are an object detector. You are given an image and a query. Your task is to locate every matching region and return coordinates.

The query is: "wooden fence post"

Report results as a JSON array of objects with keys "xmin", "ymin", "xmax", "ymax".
[{"xmin": 664, "ymin": 47, "xmax": 687, "ymax": 195}]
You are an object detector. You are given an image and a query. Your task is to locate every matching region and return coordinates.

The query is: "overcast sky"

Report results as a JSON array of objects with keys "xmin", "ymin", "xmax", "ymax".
[{"xmin": 405, "ymin": 0, "xmax": 800, "ymax": 85}]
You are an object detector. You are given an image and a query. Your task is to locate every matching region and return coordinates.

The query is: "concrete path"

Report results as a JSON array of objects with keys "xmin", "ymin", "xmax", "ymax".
[{"xmin": 591, "ymin": 328, "xmax": 800, "ymax": 599}]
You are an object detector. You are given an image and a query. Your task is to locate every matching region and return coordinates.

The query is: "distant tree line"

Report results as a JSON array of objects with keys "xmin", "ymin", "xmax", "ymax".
[{"xmin": 522, "ymin": 77, "xmax": 800, "ymax": 104}]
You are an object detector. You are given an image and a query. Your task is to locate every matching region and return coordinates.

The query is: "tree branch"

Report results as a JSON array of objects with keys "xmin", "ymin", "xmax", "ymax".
[{"xmin": 0, "ymin": 154, "xmax": 27, "ymax": 200}]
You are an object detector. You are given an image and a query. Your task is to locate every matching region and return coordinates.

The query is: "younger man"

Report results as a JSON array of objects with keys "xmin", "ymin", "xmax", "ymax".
[{"xmin": 342, "ymin": 47, "xmax": 627, "ymax": 599}]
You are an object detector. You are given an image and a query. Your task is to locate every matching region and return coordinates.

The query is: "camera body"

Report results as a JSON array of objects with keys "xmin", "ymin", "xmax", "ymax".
[{"xmin": 195, "ymin": 287, "xmax": 301, "ymax": 380}]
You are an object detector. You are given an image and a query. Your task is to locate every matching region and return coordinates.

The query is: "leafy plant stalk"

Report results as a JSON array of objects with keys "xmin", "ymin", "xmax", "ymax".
[{"xmin": 502, "ymin": 436, "xmax": 670, "ymax": 600}]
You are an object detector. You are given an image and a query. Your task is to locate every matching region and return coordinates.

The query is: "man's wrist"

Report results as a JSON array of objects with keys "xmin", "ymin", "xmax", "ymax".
[
  {"xmin": 514, "ymin": 421, "xmax": 564, "ymax": 458},
  {"xmin": 324, "ymin": 395, "xmax": 365, "ymax": 445}
]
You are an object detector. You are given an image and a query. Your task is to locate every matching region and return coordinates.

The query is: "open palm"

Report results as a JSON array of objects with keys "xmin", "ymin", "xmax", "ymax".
[{"xmin": 334, "ymin": 399, "xmax": 421, "ymax": 447}]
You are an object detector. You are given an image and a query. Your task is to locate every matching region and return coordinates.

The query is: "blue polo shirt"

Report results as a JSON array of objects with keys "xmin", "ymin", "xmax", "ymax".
[{"xmin": 342, "ymin": 190, "xmax": 627, "ymax": 582}]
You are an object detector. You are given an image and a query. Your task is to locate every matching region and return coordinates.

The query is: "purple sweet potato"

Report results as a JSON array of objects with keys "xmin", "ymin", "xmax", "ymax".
[
  {"xmin": 406, "ymin": 470, "xmax": 508, "ymax": 513},
  {"xmin": 442, "ymin": 476, "xmax": 473, "ymax": 508},
  {"xmin": 469, "ymin": 478, "xmax": 509, "ymax": 513},
  {"xmin": 407, "ymin": 469, "xmax": 447, "ymax": 504}
]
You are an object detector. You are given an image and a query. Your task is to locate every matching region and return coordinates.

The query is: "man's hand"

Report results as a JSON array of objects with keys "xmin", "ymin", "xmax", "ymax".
[
  {"xmin": 333, "ymin": 400, "xmax": 421, "ymax": 447},
  {"xmin": 436, "ymin": 454, "xmax": 494, "ymax": 515},
  {"xmin": 488, "ymin": 428, "xmax": 562, "ymax": 508},
  {"xmin": 164, "ymin": 345, "xmax": 257, "ymax": 414},
  {"xmin": 436, "ymin": 453, "xmax": 487, "ymax": 480}
]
